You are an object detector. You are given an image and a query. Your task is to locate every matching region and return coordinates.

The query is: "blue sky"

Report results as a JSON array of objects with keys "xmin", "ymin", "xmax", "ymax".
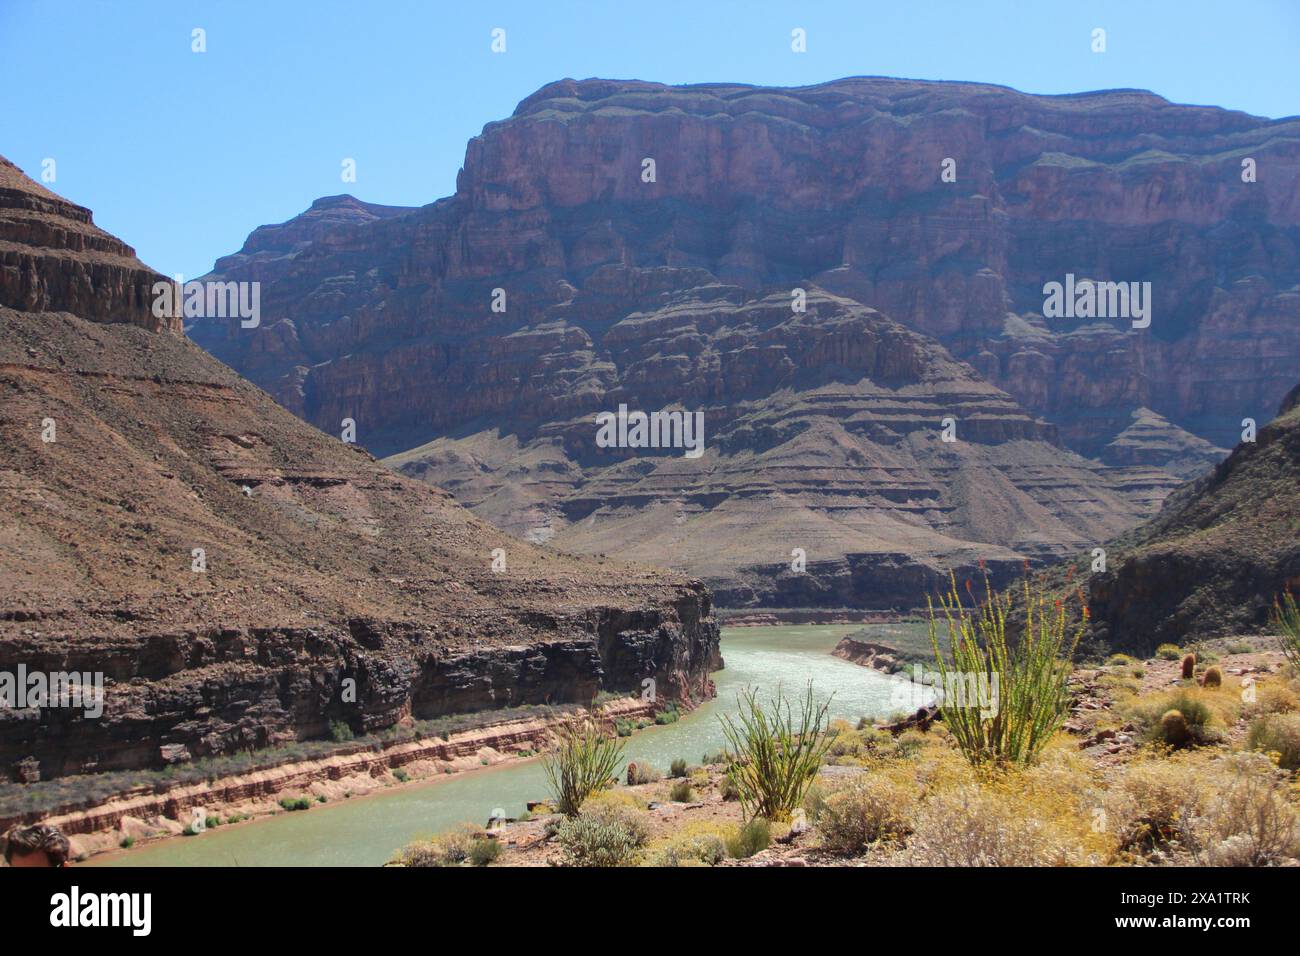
[{"xmin": 3, "ymin": 0, "xmax": 1298, "ymax": 279}]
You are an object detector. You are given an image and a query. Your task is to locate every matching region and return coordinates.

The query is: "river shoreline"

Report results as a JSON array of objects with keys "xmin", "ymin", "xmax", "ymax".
[{"xmin": 45, "ymin": 697, "xmax": 657, "ymax": 863}]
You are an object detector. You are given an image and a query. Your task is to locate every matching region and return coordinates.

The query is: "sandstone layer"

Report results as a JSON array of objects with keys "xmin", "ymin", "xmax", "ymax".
[
  {"xmin": 0, "ymin": 156, "xmax": 720, "ymax": 782},
  {"xmin": 186, "ymin": 78, "xmax": 1300, "ymax": 607}
]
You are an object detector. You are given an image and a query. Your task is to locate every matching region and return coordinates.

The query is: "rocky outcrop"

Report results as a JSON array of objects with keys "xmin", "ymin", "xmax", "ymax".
[
  {"xmin": 0, "ymin": 158, "xmax": 179, "ymax": 334},
  {"xmin": 0, "ymin": 157, "xmax": 720, "ymax": 782},
  {"xmin": 1086, "ymin": 384, "xmax": 1300, "ymax": 653},
  {"xmin": 830, "ymin": 637, "xmax": 900, "ymax": 673},
  {"xmin": 383, "ymin": 287, "xmax": 1156, "ymax": 608},
  {"xmin": 1100, "ymin": 408, "xmax": 1228, "ymax": 481}
]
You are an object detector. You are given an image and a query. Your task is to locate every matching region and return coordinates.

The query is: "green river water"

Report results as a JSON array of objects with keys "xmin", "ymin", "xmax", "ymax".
[{"xmin": 94, "ymin": 623, "xmax": 922, "ymax": 867}]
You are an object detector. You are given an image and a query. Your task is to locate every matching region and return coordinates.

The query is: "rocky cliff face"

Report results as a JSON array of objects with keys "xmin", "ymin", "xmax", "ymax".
[
  {"xmin": 0, "ymin": 157, "xmax": 720, "ymax": 782},
  {"xmin": 189, "ymin": 77, "xmax": 1300, "ymax": 605},
  {"xmin": 1086, "ymin": 384, "xmax": 1300, "ymax": 653}
]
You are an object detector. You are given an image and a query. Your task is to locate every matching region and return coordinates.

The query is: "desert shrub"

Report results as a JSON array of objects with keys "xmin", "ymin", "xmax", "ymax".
[
  {"xmin": 555, "ymin": 796, "xmax": 649, "ymax": 867},
  {"xmin": 467, "ymin": 836, "xmax": 501, "ymax": 867},
  {"xmin": 1202, "ymin": 666, "xmax": 1222, "ymax": 688},
  {"xmin": 626, "ymin": 761, "xmax": 662, "ymax": 785},
  {"xmin": 1227, "ymin": 641, "xmax": 1255, "ymax": 655},
  {"xmin": 204, "ymin": 815, "xmax": 221, "ymax": 829},
  {"xmin": 1106, "ymin": 653, "xmax": 1138, "ymax": 667},
  {"xmin": 642, "ymin": 822, "xmax": 729, "ymax": 867},
  {"xmin": 816, "ymin": 776, "xmax": 916, "ymax": 855},
  {"xmin": 614, "ymin": 719, "xmax": 634, "ymax": 738},
  {"xmin": 718, "ymin": 682, "xmax": 833, "ymax": 821},
  {"xmin": 1186, "ymin": 754, "xmax": 1299, "ymax": 866},
  {"xmin": 927, "ymin": 574, "xmax": 1083, "ymax": 767},
  {"xmin": 1247, "ymin": 713, "xmax": 1300, "ymax": 770},
  {"xmin": 392, "ymin": 768, "xmax": 409, "ymax": 783},
  {"xmin": 1107, "ymin": 757, "xmax": 1205, "ymax": 853},
  {"xmin": 669, "ymin": 779, "xmax": 694, "ymax": 803},
  {"xmin": 905, "ymin": 785, "xmax": 1088, "ymax": 866},
  {"xmin": 119, "ymin": 836, "xmax": 135, "ymax": 849},
  {"xmin": 701, "ymin": 750, "xmax": 729, "ymax": 765},
  {"xmin": 802, "ymin": 781, "xmax": 832, "ymax": 823},
  {"xmin": 543, "ymin": 717, "xmax": 625, "ymax": 816},
  {"xmin": 654, "ymin": 705, "xmax": 680, "ymax": 725},
  {"xmin": 1243, "ymin": 680, "xmax": 1299, "ymax": 718},
  {"xmin": 669, "ymin": 758, "xmax": 688, "ymax": 778},
  {"xmin": 1156, "ymin": 643, "xmax": 1183, "ymax": 661},
  {"xmin": 725, "ymin": 818, "xmax": 772, "ymax": 859},
  {"xmin": 720, "ymin": 774, "xmax": 740, "ymax": 801},
  {"xmin": 278, "ymin": 797, "xmax": 312, "ymax": 811},
  {"xmin": 894, "ymin": 729, "xmax": 929, "ymax": 759},
  {"xmin": 328, "ymin": 719, "xmax": 354, "ymax": 742},
  {"xmin": 1129, "ymin": 688, "xmax": 1223, "ymax": 747},
  {"xmin": 1273, "ymin": 593, "xmax": 1300, "ymax": 669},
  {"xmin": 391, "ymin": 823, "xmax": 479, "ymax": 867}
]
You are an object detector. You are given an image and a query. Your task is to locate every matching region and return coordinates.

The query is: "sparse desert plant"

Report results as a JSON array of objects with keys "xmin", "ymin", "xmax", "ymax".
[
  {"xmin": 1185, "ymin": 754, "xmax": 1299, "ymax": 866},
  {"xmin": 654, "ymin": 704, "xmax": 680, "ymax": 725},
  {"xmin": 1160, "ymin": 710, "xmax": 1190, "ymax": 747},
  {"xmin": 1273, "ymin": 592, "xmax": 1300, "ymax": 669},
  {"xmin": 1107, "ymin": 756, "xmax": 1206, "ymax": 853},
  {"xmin": 927, "ymin": 573, "xmax": 1083, "ymax": 767},
  {"xmin": 392, "ymin": 768, "xmax": 409, "ymax": 783},
  {"xmin": 1227, "ymin": 641, "xmax": 1255, "ymax": 655},
  {"xmin": 1202, "ymin": 665, "xmax": 1222, "ymax": 688},
  {"xmin": 1181, "ymin": 653, "xmax": 1197, "ymax": 681},
  {"xmin": 119, "ymin": 836, "xmax": 135, "ymax": 849},
  {"xmin": 626, "ymin": 761, "xmax": 662, "ymax": 785},
  {"xmin": 554, "ymin": 795, "xmax": 649, "ymax": 867},
  {"xmin": 669, "ymin": 757, "xmax": 688, "ymax": 778},
  {"xmin": 642, "ymin": 821, "xmax": 729, "ymax": 867},
  {"xmin": 1155, "ymin": 643, "xmax": 1183, "ymax": 661},
  {"xmin": 391, "ymin": 823, "xmax": 480, "ymax": 867},
  {"xmin": 905, "ymin": 785, "xmax": 1088, "ymax": 866},
  {"xmin": 542, "ymin": 717, "xmax": 626, "ymax": 816},
  {"xmin": 1130, "ymin": 688, "xmax": 1224, "ymax": 748},
  {"xmin": 328, "ymin": 719, "xmax": 354, "ymax": 742},
  {"xmin": 816, "ymin": 776, "xmax": 916, "ymax": 855},
  {"xmin": 725, "ymin": 818, "xmax": 772, "ymax": 859},
  {"xmin": 1243, "ymin": 680, "xmax": 1299, "ymax": 718},
  {"xmin": 467, "ymin": 836, "xmax": 502, "ymax": 866},
  {"xmin": 719, "ymin": 774, "xmax": 740, "ymax": 801},
  {"xmin": 1247, "ymin": 713, "xmax": 1300, "ymax": 770},
  {"xmin": 718, "ymin": 682, "xmax": 833, "ymax": 822},
  {"xmin": 1106, "ymin": 653, "xmax": 1137, "ymax": 667},
  {"xmin": 278, "ymin": 796, "xmax": 312, "ymax": 811},
  {"xmin": 669, "ymin": 778, "xmax": 694, "ymax": 802}
]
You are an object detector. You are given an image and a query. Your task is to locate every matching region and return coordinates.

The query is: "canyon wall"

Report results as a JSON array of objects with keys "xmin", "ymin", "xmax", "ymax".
[
  {"xmin": 188, "ymin": 77, "xmax": 1300, "ymax": 606},
  {"xmin": 0, "ymin": 156, "xmax": 720, "ymax": 781}
]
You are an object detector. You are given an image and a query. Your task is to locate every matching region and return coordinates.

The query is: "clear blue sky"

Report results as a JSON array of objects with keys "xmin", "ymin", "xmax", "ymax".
[{"xmin": 3, "ymin": 0, "xmax": 1298, "ymax": 279}]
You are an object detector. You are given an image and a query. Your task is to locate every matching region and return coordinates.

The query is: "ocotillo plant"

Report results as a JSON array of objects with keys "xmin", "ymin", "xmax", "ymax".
[
  {"xmin": 927, "ymin": 572, "xmax": 1084, "ymax": 767},
  {"xmin": 718, "ymin": 682, "xmax": 833, "ymax": 822},
  {"xmin": 542, "ymin": 716, "xmax": 626, "ymax": 816},
  {"xmin": 1273, "ymin": 592, "xmax": 1300, "ymax": 669}
]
